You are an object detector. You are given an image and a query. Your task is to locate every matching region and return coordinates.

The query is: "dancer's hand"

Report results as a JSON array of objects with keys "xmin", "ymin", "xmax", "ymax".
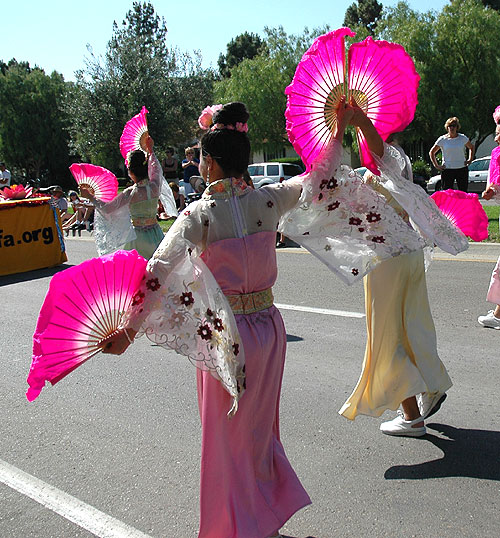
[
  {"xmin": 482, "ymin": 187, "xmax": 496, "ymax": 200},
  {"xmin": 144, "ymin": 134, "xmax": 154, "ymax": 156},
  {"xmin": 100, "ymin": 328, "xmax": 136, "ymax": 355},
  {"xmin": 334, "ymin": 96, "xmax": 353, "ymax": 141}
]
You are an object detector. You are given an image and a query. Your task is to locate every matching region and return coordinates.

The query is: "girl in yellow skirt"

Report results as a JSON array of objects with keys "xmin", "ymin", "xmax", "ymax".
[{"xmin": 338, "ymin": 118, "xmax": 466, "ymax": 436}]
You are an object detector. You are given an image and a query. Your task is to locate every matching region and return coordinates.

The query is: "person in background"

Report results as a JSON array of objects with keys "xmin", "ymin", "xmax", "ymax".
[
  {"xmin": 168, "ymin": 181, "xmax": 185, "ymax": 211},
  {"xmin": 478, "ymin": 123, "xmax": 500, "ymax": 329},
  {"xmin": 429, "ymin": 117, "xmax": 474, "ymax": 192},
  {"xmin": 181, "ymin": 147, "xmax": 199, "ymax": 197},
  {"xmin": 49, "ymin": 186, "xmax": 70, "ymax": 224},
  {"xmin": 161, "ymin": 147, "xmax": 178, "ymax": 180},
  {"xmin": 0, "ymin": 162, "xmax": 12, "ymax": 189}
]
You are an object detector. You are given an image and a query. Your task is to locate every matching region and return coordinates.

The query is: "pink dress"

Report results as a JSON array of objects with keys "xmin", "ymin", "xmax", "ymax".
[{"xmin": 198, "ymin": 232, "xmax": 311, "ymax": 537}]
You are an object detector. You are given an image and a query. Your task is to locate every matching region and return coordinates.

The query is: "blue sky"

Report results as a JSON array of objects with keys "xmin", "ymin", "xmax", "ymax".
[{"xmin": 4, "ymin": 0, "xmax": 450, "ymax": 81}]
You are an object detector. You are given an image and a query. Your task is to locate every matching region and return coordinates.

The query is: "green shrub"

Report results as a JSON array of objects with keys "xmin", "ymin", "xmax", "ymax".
[
  {"xmin": 412, "ymin": 159, "xmax": 431, "ymax": 179},
  {"xmin": 269, "ymin": 157, "xmax": 305, "ymax": 170}
]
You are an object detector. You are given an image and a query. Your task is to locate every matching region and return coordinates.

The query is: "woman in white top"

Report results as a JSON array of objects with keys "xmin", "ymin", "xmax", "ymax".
[{"xmin": 429, "ymin": 116, "xmax": 474, "ymax": 191}]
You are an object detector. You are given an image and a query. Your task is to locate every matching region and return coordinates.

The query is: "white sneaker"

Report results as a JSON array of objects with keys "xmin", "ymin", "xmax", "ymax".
[
  {"xmin": 417, "ymin": 392, "xmax": 447, "ymax": 421},
  {"xmin": 380, "ymin": 412, "xmax": 426, "ymax": 437},
  {"xmin": 478, "ymin": 310, "xmax": 500, "ymax": 329}
]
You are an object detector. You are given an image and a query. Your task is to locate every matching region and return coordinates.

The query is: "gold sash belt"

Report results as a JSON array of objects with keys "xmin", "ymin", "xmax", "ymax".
[
  {"xmin": 132, "ymin": 217, "xmax": 158, "ymax": 228},
  {"xmin": 226, "ymin": 288, "xmax": 274, "ymax": 315}
]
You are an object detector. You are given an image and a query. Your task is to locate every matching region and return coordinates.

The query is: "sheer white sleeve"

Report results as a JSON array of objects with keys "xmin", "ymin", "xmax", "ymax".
[
  {"xmin": 372, "ymin": 143, "xmax": 469, "ymax": 255},
  {"xmin": 92, "ymin": 190, "xmax": 136, "ymax": 256},
  {"xmin": 149, "ymin": 153, "xmax": 178, "ymax": 217},
  {"xmin": 279, "ymin": 140, "xmax": 426, "ymax": 285},
  {"xmin": 120, "ymin": 203, "xmax": 245, "ymax": 416}
]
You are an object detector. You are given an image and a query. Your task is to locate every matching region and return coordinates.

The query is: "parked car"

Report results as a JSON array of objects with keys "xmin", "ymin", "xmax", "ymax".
[
  {"xmin": 427, "ymin": 157, "xmax": 491, "ymax": 194},
  {"xmin": 247, "ymin": 162, "xmax": 304, "ymax": 189},
  {"xmin": 355, "ymin": 166, "xmax": 427, "ymax": 192}
]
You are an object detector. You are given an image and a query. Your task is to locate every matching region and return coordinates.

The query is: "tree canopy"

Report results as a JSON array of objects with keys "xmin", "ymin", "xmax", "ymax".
[
  {"xmin": 376, "ymin": 0, "xmax": 500, "ymax": 153},
  {"xmin": 65, "ymin": 1, "xmax": 215, "ymax": 171},
  {"xmin": 217, "ymin": 32, "xmax": 267, "ymax": 78},
  {"xmin": 214, "ymin": 26, "xmax": 329, "ymax": 151},
  {"xmin": 0, "ymin": 60, "xmax": 70, "ymax": 182},
  {"xmin": 344, "ymin": 0, "xmax": 383, "ymax": 34}
]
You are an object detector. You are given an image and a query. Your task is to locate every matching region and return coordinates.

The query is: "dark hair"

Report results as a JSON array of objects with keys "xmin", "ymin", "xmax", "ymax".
[
  {"xmin": 128, "ymin": 150, "xmax": 148, "ymax": 180},
  {"xmin": 166, "ymin": 147, "xmax": 174, "ymax": 154},
  {"xmin": 201, "ymin": 102, "xmax": 250, "ymax": 177}
]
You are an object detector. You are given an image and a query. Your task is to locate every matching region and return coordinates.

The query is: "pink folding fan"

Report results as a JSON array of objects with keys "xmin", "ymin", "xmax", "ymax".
[
  {"xmin": 26, "ymin": 250, "xmax": 148, "ymax": 401},
  {"xmin": 69, "ymin": 163, "xmax": 118, "ymax": 202},
  {"xmin": 285, "ymin": 28, "xmax": 420, "ymax": 174},
  {"xmin": 120, "ymin": 106, "xmax": 149, "ymax": 164},
  {"xmin": 431, "ymin": 189, "xmax": 488, "ymax": 242},
  {"xmin": 493, "ymin": 105, "xmax": 500, "ymax": 125}
]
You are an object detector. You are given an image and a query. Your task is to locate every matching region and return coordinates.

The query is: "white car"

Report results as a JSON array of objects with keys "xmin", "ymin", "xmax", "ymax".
[
  {"xmin": 248, "ymin": 162, "xmax": 304, "ymax": 189},
  {"xmin": 427, "ymin": 157, "xmax": 491, "ymax": 194}
]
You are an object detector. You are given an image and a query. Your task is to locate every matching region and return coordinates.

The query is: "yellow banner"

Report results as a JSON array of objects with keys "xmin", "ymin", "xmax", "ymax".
[{"xmin": 0, "ymin": 199, "xmax": 67, "ymax": 276}]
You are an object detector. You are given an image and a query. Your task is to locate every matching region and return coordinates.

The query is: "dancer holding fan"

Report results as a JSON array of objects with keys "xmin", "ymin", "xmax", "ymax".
[
  {"xmin": 478, "ymin": 118, "xmax": 500, "ymax": 329},
  {"xmin": 97, "ymin": 97, "xmax": 433, "ymax": 538},
  {"xmin": 283, "ymin": 28, "xmax": 468, "ymax": 437}
]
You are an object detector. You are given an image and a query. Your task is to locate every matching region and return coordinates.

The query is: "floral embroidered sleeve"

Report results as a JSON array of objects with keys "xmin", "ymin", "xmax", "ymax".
[
  {"xmin": 371, "ymin": 143, "xmax": 469, "ymax": 254},
  {"xmin": 279, "ymin": 139, "xmax": 426, "ymax": 285},
  {"xmin": 120, "ymin": 202, "xmax": 245, "ymax": 415}
]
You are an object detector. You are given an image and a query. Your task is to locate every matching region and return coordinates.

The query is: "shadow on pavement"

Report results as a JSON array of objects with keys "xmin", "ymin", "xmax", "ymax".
[
  {"xmin": 384, "ymin": 423, "xmax": 500, "ymax": 481},
  {"xmin": 286, "ymin": 334, "xmax": 304, "ymax": 343},
  {"xmin": 0, "ymin": 263, "xmax": 74, "ymax": 286}
]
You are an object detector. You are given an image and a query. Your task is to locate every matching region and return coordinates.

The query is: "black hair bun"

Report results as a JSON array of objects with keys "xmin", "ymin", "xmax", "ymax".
[{"xmin": 213, "ymin": 102, "xmax": 249, "ymax": 127}]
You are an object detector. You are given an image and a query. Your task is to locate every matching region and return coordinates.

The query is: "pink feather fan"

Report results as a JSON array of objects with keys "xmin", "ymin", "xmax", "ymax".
[
  {"xmin": 26, "ymin": 250, "xmax": 148, "ymax": 402},
  {"xmin": 431, "ymin": 189, "xmax": 488, "ymax": 242},
  {"xmin": 69, "ymin": 163, "xmax": 118, "ymax": 202},
  {"xmin": 120, "ymin": 106, "xmax": 149, "ymax": 164},
  {"xmin": 285, "ymin": 28, "xmax": 420, "ymax": 174}
]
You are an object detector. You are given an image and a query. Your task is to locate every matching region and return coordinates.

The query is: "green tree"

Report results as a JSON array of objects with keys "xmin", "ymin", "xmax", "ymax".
[
  {"xmin": 344, "ymin": 0, "xmax": 384, "ymax": 34},
  {"xmin": 0, "ymin": 60, "xmax": 70, "ymax": 183},
  {"xmin": 66, "ymin": 1, "xmax": 214, "ymax": 171},
  {"xmin": 218, "ymin": 32, "xmax": 267, "ymax": 78},
  {"xmin": 376, "ymin": 0, "xmax": 500, "ymax": 154},
  {"xmin": 214, "ymin": 26, "xmax": 329, "ymax": 151}
]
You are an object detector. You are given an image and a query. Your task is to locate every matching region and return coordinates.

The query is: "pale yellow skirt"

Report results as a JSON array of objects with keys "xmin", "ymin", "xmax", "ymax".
[{"xmin": 339, "ymin": 249, "xmax": 452, "ymax": 420}]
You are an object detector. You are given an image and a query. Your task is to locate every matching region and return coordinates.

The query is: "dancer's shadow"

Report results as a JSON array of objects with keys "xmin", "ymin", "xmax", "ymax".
[
  {"xmin": 286, "ymin": 334, "xmax": 304, "ymax": 343},
  {"xmin": 384, "ymin": 423, "xmax": 500, "ymax": 481}
]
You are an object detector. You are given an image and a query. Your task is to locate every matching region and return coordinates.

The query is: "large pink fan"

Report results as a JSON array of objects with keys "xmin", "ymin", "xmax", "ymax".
[
  {"xmin": 69, "ymin": 163, "xmax": 118, "ymax": 202},
  {"xmin": 26, "ymin": 250, "xmax": 148, "ymax": 401},
  {"xmin": 120, "ymin": 106, "xmax": 149, "ymax": 163},
  {"xmin": 285, "ymin": 28, "xmax": 420, "ymax": 174},
  {"xmin": 431, "ymin": 189, "xmax": 488, "ymax": 242}
]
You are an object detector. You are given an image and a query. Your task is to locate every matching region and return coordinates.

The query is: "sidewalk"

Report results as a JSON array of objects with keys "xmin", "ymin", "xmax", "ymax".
[{"xmin": 434, "ymin": 242, "xmax": 500, "ymax": 262}]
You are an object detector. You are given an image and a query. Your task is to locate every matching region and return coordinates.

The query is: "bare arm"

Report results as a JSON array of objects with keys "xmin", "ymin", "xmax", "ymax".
[
  {"xmin": 465, "ymin": 140, "xmax": 474, "ymax": 165},
  {"xmin": 429, "ymin": 145, "xmax": 444, "ymax": 171},
  {"xmin": 348, "ymin": 97, "xmax": 383, "ymax": 157}
]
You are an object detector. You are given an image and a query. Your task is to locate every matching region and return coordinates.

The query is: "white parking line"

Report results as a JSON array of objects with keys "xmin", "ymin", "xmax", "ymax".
[
  {"xmin": 275, "ymin": 303, "xmax": 365, "ymax": 319},
  {"xmin": 0, "ymin": 459, "xmax": 151, "ymax": 538}
]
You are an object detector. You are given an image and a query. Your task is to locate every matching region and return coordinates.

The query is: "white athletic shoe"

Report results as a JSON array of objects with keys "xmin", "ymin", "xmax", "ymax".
[
  {"xmin": 478, "ymin": 310, "xmax": 500, "ymax": 329},
  {"xmin": 417, "ymin": 392, "xmax": 447, "ymax": 421},
  {"xmin": 380, "ymin": 412, "xmax": 426, "ymax": 437}
]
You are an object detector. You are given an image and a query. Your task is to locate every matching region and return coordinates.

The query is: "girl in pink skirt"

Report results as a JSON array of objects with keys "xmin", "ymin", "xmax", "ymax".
[{"xmin": 478, "ymin": 123, "xmax": 500, "ymax": 329}]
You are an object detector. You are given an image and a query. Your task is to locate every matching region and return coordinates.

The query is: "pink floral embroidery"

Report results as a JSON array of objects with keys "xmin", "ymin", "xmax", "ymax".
[
  {"xmin": 233, "ymin": 343, "xmax": 240, "ymax": 355},
  {"xmin": 267, "ymin": 200, "xmax": 274, "ymax": 208},
  {"xmin": 180, "ymin": 291, "xmax": 195, "ymax": 306},
  {"xmin": 257, "ymin": 220, "xmax": 262, "ymax": 227},
  {"xmin": 352, "ymin": 268, "xmax": 359, "ymax": 276},
  {"xmin": 349, "ymin": 217, "xmax": 362, "ymax": 226},
  {"xmin": 372, "ymin": 236, "xmax": 385, "ymax": 243},
  {"xmin": 184, "ymin": 210, "xmax": 191, "ymax": 216},
  {"xmin": 210, "ymin": 201, "xmax": 217, "ymax": 208},
  {"xmin": 197, "ymin": 324, "xmax": 213, "ymax": 341},
  {"xmin": 320, "ymin": 179, "xmax": 329, "ymax": 190},
  {"xmin": 214, "ymin": 318, "xmax": 224, "ymax": 331},
  {"xmin": 327, "ymin": 201, "xmax": 340, "ymax": 211},
  {"xmin": 132, "ymin": 291, "xmax": 145, "ymax": 306},
  {"xmin": 358, "ymin": 227, "xmax": 365, "ymax": 233},
  {"xmin": 324, "ymin": 244, "xmax": 332, "ymax": 251},
  {"xmin": 146, "ymin": 277, "xmax": 161, "ymax": 292},
  {"xmin": 206, "ymin": 308, "xmax": 214, "ymax": 319},
  {"xmin": 366, "ymin": 211, "xmax": 381, "ymax": 223}
]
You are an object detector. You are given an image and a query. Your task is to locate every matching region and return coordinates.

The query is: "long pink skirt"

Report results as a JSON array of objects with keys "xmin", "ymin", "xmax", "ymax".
[
  {"xmin": 197, "ymin": 306, "xmax": 311, "ymax": 538},
  {"xmin": 486, "ymin": 255, "xmax": 500, "ymax": 304}
]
